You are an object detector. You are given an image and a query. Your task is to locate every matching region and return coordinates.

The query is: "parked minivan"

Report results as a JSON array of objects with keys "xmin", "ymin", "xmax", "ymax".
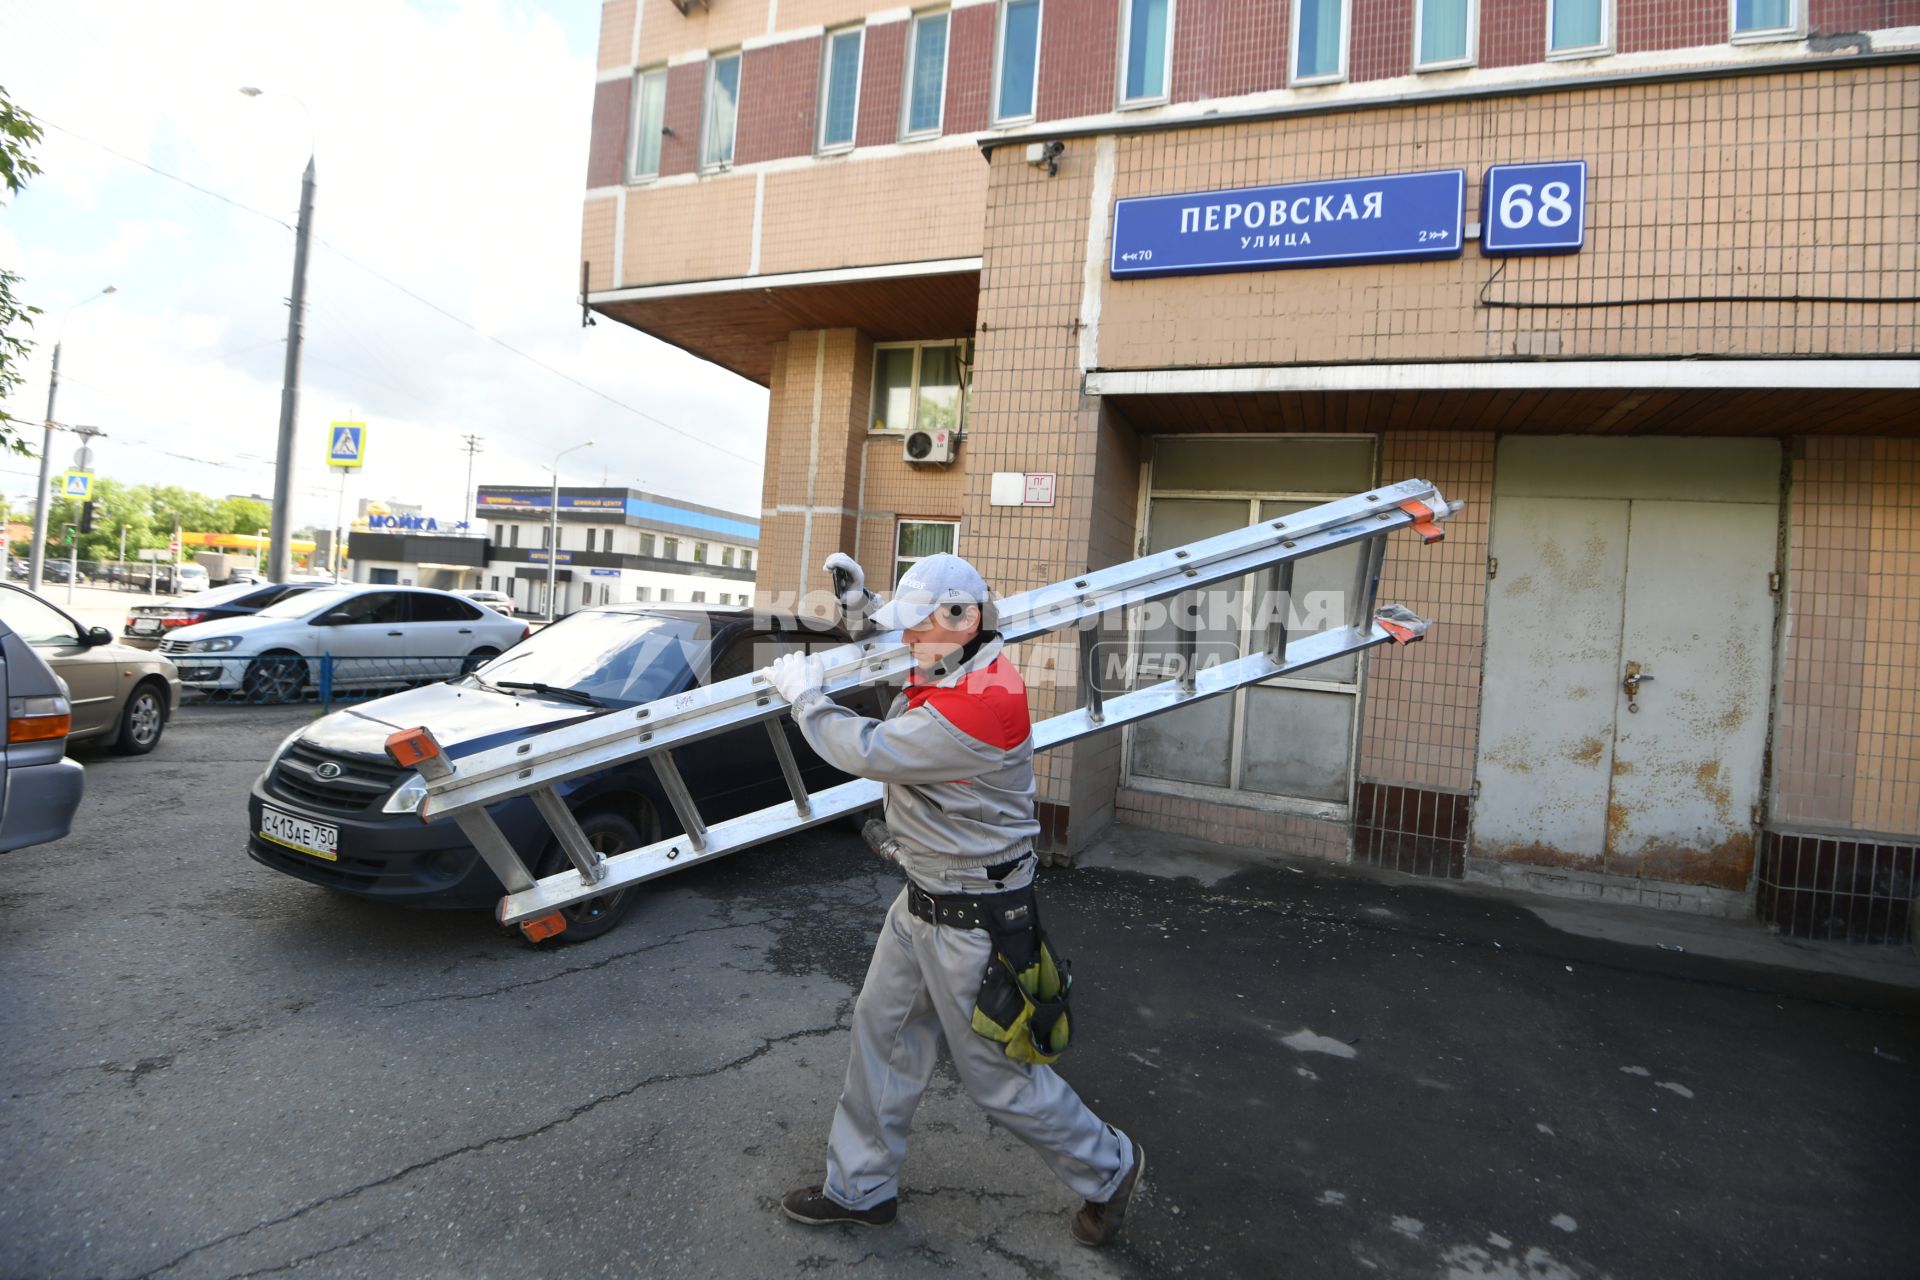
[{"xmin": 0, "ymin": 613, "xmax": 84, "ymax": 852}]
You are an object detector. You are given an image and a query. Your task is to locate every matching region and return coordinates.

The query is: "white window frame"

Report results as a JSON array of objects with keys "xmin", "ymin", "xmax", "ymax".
[
  {"xmin": 1116, "ymin": 0, "xmax": 1174, "ymax": 108},
  {"xmin": 663, "ymin": 536, "xmax": 680, "ymax": 559},
  {"xmin": 1545, "ymin": 0, "xmax": 1612, "ymax": 60},
  {"xmin": 628, "ymin": 65, "xmax": 668, "ymax": 181},
  {"xmin": 1412, "ymin": 0, "xmax": 1477, "ymax": 71},
  {"xmin": 1729, "ymin": 0, "xmax": 1801, "ymax": 43},
  {"xmin": 991, "ymin": 0, "xmax": 1043, "ymax": 126},
  {"xmin": 869, "ymin": 339, "xmax": 970, "ymax": 434},
  {"xmin": 701, "ymin": 50, "xmax": 742, "ymax": 172},
  {"xmin": 895, "ymin": 518, "xmax": 960, "ymax": 587},
  {"xmin": 900, "ymin": 9, "xmax": 951, "ymax": 141},
  {"xmin": 817, "ymin": 26, "xmax": 865, "ymax": 155},
  {"xmin": 1288, "ymin": 0, "xmax": 1351, "ymax": 86}
]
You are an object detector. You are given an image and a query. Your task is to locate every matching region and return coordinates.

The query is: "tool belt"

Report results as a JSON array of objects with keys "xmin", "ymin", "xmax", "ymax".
[{"xmin": 906, "ymin": 877, "xmax": 1073, "ymax": 1067}]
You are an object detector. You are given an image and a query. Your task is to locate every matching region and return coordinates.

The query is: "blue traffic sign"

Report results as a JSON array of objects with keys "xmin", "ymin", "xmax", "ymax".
[
  {"xmin": 60, "ymin": 471, "xmax": 94, "ymax": 499},
  {"xmin": 1110, "ymin": 170, "xmax": 1466, "ymax": 279},
  {"xmin": 327, "ymin": 422, "xmax": 367, "ymax": 468},
  {"xmin": 1480, "ymin": 162, "xmax": 1587, "ymax": 256}
]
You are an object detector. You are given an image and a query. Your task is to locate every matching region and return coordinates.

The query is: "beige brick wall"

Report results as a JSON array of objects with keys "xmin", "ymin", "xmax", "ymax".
[
  {"xmin": 635, "ymin": 0, "xmax": 770, "ymax": 66},
  {"xmin": 758, "ymin": 147, "xmax": 988, "ymax": 276},
  {"xmin": 599, "ymin": 0, "xmax": 636, "ymax": 72},
  {"xmin": 1359, "ymin": 433, "xmax": 1495, "ymax": 794},
  {"xmin": 1095, "ymin": 65, "xmax": 1920, "ymax": 369},
  {"xmin": 1775, "ymin": 438, "xmax": 1920, "ymax": 838},
  {"xmin": 581, "ymin": 196, "xmax": 618, "ymax": 292},
  {"xmin": 623, "ymin": 174, "xmax": 757, "ymax": 285}
]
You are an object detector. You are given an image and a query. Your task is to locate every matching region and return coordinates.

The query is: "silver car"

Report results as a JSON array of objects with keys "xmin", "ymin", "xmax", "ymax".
[{"xmin": 0, "ymin": 614, "xmax": 84, "ymax": 852}]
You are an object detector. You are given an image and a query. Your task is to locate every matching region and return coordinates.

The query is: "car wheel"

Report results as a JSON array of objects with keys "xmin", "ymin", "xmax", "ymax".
[
  {"xmin": 461, "ymin": 647, "xmax": 500, "ymax": 674},
  {"xmin": 110, "ymin": 681, "xmax": 170, "ymax": 755},
  {"xmin": 531, "ymin": 806, "xmax": 653, "ymax": 944},
  {"xmin": 243, "ymin": 653, "xmax": 307, "ymax": 705}
]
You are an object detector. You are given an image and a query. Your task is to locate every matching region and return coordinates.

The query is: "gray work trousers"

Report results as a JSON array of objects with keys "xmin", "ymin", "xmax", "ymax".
[{"xmin": 823, "ymin": 885, "xmax": 1134, "ymax": 1211}]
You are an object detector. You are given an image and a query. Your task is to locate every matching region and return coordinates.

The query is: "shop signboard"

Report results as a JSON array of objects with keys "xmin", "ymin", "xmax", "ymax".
[
  {"xmin": 1479, "ymin": 161, "xmax": 1588, "ymax": 256},
  {"xmin": 1110, "ymin": 169, "xmax": 1465, "ymax": 279}
]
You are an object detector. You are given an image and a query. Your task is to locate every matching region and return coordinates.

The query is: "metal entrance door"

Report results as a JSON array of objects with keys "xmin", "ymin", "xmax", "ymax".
[{"xmin": 1475, "ymin": 439, "xmax": 1781, "ymax": 888}]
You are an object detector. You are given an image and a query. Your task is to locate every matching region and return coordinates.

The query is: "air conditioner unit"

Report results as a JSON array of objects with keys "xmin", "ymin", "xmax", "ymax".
[{"xmin": 904, "ymin": 427, "xmax": 956, "ymax": 466}]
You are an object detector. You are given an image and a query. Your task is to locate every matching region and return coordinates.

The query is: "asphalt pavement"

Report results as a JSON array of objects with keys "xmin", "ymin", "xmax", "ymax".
[{"xmin": 2, "ymin": 706, "xmax": 1915, "ymax": 1279}]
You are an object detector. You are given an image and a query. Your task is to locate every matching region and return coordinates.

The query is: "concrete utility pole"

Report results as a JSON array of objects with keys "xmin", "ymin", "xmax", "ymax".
[
  {"xmin": 546, "ymin": 440, "xmax": 593, "ymax": 622},
  {"xmin": 459, "ymin": 434, "xmax": 483, "ymax": 532},
  {"xmin": 267, "ymin": 155, "xmax": 315, "ymax": 584},
  {"xmin": 28, "ymin": 286, "xmax": 116, "ymax": 593}
]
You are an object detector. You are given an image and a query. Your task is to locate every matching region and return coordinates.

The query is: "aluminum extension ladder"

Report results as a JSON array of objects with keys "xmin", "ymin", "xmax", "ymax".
[{"xmin": 385, "ymin": 478, "xmax": 1454, "ymax": 939}]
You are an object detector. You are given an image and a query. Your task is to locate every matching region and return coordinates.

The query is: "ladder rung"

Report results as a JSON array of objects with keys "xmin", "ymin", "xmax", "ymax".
[
  {"xmin": 452, "ymin": 810, "xmax": 539, "ymax": 895},
  {"xmin": 528, "ymin": 787, "xmax": 607, "ymax": 883},
  {"xmin": 765, "ymin": 720, "xmax": 814, "ymax": 817},
  {"xmin": 1077, "ymin": 623, "xmax": 1104, "ymax": 724},
  {"xmin": 649, "ymin": 749, "xmax": 710, "ymax": 852}
]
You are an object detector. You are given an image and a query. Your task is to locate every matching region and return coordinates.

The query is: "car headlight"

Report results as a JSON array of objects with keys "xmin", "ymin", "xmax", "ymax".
[
  {"xmin": 185, "ymin": 636, "xmax": 241, "ymax": 653},
  {"xmin": 383, "ymin": 773, "xmax": 428, "ymax": 814}
]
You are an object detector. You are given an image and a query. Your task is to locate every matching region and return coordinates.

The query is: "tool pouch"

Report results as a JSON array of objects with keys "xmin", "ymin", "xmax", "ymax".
[{"xmin": 969, "ymin": 890, "xmax": 1072, "ymax": 1067}]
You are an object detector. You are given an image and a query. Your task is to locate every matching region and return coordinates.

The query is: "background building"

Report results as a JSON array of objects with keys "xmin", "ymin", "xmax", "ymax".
[{"xmin": 582, "ymin": 0, "xmax": 1919, "ymax": 941}]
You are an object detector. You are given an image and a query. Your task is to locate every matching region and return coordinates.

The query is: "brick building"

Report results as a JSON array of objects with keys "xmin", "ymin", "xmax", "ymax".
[{"xmin": 582, "ymin": 0, "xmax": 1920, "ymax": 940}]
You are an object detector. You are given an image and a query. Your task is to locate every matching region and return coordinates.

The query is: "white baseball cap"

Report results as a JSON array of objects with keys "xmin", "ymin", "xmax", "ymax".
[{"xmin": 872, "ymin": 553, "xmax": 994, "ymax": 631}]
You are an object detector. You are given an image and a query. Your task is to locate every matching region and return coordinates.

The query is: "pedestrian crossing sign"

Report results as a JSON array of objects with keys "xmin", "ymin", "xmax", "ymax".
[
  {"xmin": 327, "ymin": 422, "xmax": 366, "ymax": 469},
  {"xmin": 60, "ymin": 470, "xmax": 93, "ymax": 499}
]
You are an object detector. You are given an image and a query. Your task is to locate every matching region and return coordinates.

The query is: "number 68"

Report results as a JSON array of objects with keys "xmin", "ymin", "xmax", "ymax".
[{"xmin": 1498, "ymin": 180, "xmax": 1574, "ymax": 230}]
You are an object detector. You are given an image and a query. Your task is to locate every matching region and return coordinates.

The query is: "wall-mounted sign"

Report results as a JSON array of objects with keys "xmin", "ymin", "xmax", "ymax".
[
  {"xmin": 361, "ymin": 514, "xmax": 467, "ymax": 532},
  {"xmin": 1110, "ymin": 170, "xmax": 1465, "ymax": 279},
  {"xmin": 1479, "ymin": 161, "xmax": 1587, "ymax": 256},
  {"xmin": 989, "ymin": 472, "xmax": 1059, "ymax": 507},
  {"xmin": 526, "ymin": 549, "xmax": 574, "ymax": 564},
  {"xmin": 588, "ymin": 568, "xmax": 620, "ymax": 577}
]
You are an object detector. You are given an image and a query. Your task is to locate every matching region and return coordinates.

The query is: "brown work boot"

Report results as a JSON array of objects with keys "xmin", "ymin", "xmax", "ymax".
[
  {"xmin": 780, "ymin": 1184, "xmax": 897, "ymax": 1228},
  {"xmin": 1071, "ymin": 1143, "xmax": 1146, "ymax": 1247}
]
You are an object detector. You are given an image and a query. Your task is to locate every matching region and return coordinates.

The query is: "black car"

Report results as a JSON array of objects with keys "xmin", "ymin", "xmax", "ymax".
[
  {"xmin": 122, "ymin": 580, "xmax": 324, "ymax": 649},
  {"xmin": 41, "ymin": 560, "xmax": 83, "ymax": 584},
  {"xmin": 248, "ymin": 607, "xmax": 886, "ymax": 942}
]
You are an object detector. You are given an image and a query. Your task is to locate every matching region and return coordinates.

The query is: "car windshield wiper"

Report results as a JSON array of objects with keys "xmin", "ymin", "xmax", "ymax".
[{"xmin": 493, "ymin": 680, "xmax": 607, "ymax": 708}]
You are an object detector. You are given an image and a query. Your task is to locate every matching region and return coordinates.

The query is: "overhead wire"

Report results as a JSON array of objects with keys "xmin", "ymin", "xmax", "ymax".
[{"xmin": 26, "ymin": 113, "xmax": 766, "ymax": 468}]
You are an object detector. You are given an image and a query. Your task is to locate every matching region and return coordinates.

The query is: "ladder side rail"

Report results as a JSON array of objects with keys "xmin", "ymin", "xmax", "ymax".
[
  {"xmin": 495, "ymin": 616, "xmax": 1400, "ymax": 925},
  {"xmin": 422, "ymin": 509, "xmax": 1426, "ymax": 820}
]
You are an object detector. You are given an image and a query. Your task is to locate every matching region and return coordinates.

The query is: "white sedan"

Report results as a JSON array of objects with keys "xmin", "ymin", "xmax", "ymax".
[{"xmin": 162, "ymin": 584, "xmax": 529, "ymax": 702}]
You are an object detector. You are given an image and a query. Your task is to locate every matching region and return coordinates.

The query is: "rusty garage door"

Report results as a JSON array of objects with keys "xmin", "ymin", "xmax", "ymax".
[{"xmin": 1474, "ymin": 438, "xmax": 1782, "ymax": 890}]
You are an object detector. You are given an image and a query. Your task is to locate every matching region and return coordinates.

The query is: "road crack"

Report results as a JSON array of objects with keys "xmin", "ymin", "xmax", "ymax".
[{"xmin": 218, "ymin": 1223, "xmax": 390, "ymax": 1280}]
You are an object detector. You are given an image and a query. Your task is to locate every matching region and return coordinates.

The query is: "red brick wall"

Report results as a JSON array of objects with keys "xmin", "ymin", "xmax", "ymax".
[
  {"xmin": 945, "ymin": 3, "xmax": 996, "ymax": 134},
  {"xmin": 1352, "ymin": 0, "xmax": 1414, "ymax": 81},
  {"xmin": 659, "ymin": 61, "xmax": 707, "ymax": 177},
  {"xmin": 1479, "ymin": 0, "xmax": 1545, "ymax": 67},
  {"xmin": 586, "ymin": 76, "xmax": 631, "ymax": 187},
  {"xmin": 857, "ymin": 21, "xmax": 908, "ymax": 147},
  {"xmin": 736, "ymin": 38, "xmax": 822, "ymax": 165},
  {"xmin": 1812, "ymin": 0, "xmax": 1920, "ymax": 30},
  {"xmin": 1039, "ymin": 0, "xmax": 1119, "ymax": 118},
  {"xmin": 1619, "ymin": 0, "xmax": 1725, "ymax": 52},
  {"xmin": 1172, "ymin": 0, "xmax": 1288, "ymax": 102}
]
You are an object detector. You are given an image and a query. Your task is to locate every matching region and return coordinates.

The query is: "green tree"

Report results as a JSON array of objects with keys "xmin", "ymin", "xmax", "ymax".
[{"xmin": 0, "ymin": 83, "xmax": 45, "ymax": 457}]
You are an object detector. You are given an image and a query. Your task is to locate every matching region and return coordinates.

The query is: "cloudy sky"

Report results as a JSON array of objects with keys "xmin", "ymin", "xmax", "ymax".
[{"xmin": 0, "ymin": 0, "xmax": 768, "ymax": 533}]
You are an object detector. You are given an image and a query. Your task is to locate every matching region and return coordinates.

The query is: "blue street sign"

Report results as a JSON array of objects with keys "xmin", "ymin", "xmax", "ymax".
[
  {"xmin": 327, "ymin": 422, "xmax": 367, "ymax": 468},
  {"xmin": 1110, "ymin": 170, "xmax": 1466, "ymax": 279},
  {"xmin": 1480, "ymin": 162, "xmax": 1587, "ymax": 256},
  {"xmin": 60, "ymin": 471, "xmax": 94, "ymax": 499}
]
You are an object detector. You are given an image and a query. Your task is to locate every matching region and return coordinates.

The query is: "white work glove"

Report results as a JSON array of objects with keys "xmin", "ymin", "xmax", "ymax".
[
  {"xmin": 765, "ymin": 651, "xmax": 826, "ymax": 704},
  {"xmin": 823, "ymin": 552, "xmax": 867, "ymax": 611}
]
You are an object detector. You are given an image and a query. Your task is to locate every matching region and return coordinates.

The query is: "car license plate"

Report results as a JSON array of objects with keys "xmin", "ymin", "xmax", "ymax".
[
  {"xmin": 259, "ymin": 807, "xmax": 339, "ymax": 862},
  {"xmin": 132, "ymin": 618, "xmax": 161, "ymax": 634}
]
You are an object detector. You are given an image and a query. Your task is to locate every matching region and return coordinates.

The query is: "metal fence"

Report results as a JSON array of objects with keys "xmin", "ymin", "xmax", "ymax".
[
  {"xmin": 11, "ymin": 559, "xmax": 225, "ymax": 593},
  {"xmin": 172, "ymin": 653, "xmax": 487, "ymax": 711}
]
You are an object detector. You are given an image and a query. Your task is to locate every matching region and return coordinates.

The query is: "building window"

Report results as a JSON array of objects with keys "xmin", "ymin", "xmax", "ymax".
[
  {"xmin": 637, "ymin": 585, "xmax": 652, "ymax": 601},
  {"xmin": 1547, "ymin": 0, "xmax": 1609, "ymax": 57},
  {"xmin": 693, "ymin": 542, "xmax": 708, "ymax": 564},
  {"xmin": 586, "ymin": 529, "xmax": 597, "ymax": 552},
  {"xmin": 692, "ymin": 590, "xmax": 707, "ymax": 603},
  {"xmin": 1731, "ymin": 0, "xmax": 1797, "ymax": 40},
  {"xmin": 630, "ymin": 67, "xmax": 667, "ymax": 179},
  {"xmin": 895, "ymin": 519, "xmax": 958, "ymax": 585},
  {"xmin": 509, "ymin": 525, "xmax": 520, "ymax": 548},
  {"xmin": 1118, "ymin": 0, "xmax": 1171, "ymax": 106},
  {"xmin": 818, "ymin": 27, "xmax": 864, "ymax": 153},
  {"xmin": 663, "ymin": 536, "xmax": 679, "ymax": 560},
  {"xmin": 1290, "ymin": 0, "xmax": 1348, "ymax": 83},
  {"xmin": 491, "ymin": 575, "xmax": 501, "ymax": 592},
  {"xmin": 902, "ymin": 10, "xmax": 949, "ymax": 138},
  {"xmin": 992, "ymin": 0, "xmax": 1042, "ymax": 124},
  {"xmin": 741, "ymin": 549, "xmax": 754, "ymax": 570},
  {"xmin": 1414, "ymin": 0, "xmax": 1475, "ymax": 69},
  {"xmin": 639, "ymin": 532, "xmax": 656, "ymax": 557},
  {"xmin": 662, "ymin": 587, "xmax": 674, "ymax": 602},
  {"xmin": 870, "ymin": 340, "xmax": 966, "ymax": 435},
  {"xmin": 541, "ymin": 524, "xmax": 552, "ymax": 550},
  {"xmin": 721, "ymin": 547, "xmax": 734, "ymax": 567},
  {"xmin": 702, "ymin": 51, "xmax": 741, "ymax": 170}
]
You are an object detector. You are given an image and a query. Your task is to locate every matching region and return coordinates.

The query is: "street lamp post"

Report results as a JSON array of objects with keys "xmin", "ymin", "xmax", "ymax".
[
  {"xmin": 546, "ymin": 440, "xmax": 593, "ymax": 622},
  {"xmin": 28, "ymin": 286, "xmax": 116, "ymax": 593},
  {"xmin": 242, "ymin": 86, "xmax": 315, "ymax": 586}
]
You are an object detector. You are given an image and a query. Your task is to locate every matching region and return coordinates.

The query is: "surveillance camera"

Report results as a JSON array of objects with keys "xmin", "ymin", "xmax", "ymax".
[{"xmin": 1024, "ymin": 140, "xmax": 1066, "ymax": 175}]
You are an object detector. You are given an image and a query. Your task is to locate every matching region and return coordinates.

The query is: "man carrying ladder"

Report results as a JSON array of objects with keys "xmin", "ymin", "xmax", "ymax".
[{"xmin": 764, "ymin": 551, "xmax": 1145, "ymax": 1248}]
